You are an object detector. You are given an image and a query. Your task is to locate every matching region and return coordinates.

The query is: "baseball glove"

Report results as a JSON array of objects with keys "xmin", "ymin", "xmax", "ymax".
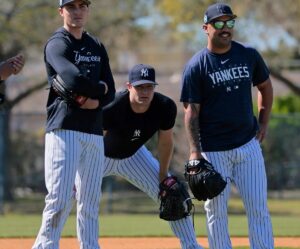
[
  {"xmin": 184, "ymin": 159, "xmax": 227, "ymax": 201},
  {"xmin": 159, "ymin": 176, "xmax": 193, "ymax": 221},
  {"xmin": 51, "ymin": 74, "xmax": 87, "ymax": 107}
]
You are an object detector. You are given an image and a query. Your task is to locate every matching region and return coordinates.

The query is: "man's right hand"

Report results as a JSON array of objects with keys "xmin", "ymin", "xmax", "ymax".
[
  {"xmin": 80, "ymin": 98, "xmax": 99, "ymax": 109},
  {"xmin": 9, "ymin": 54, "xmax": 25, "ymax": 75},
  {"xmin": 0, "ymin": 54, "xmax": 25, "ymax": 80}
]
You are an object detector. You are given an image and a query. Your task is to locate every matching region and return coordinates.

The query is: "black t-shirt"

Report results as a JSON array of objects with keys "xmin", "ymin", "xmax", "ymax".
[
  {"xmin": 103, "ymin": 90, "xmax": 177, "ymax": 159},
  {"xmin": 44, "ymin": 27, "xmax": 115, "ymax": 135}
]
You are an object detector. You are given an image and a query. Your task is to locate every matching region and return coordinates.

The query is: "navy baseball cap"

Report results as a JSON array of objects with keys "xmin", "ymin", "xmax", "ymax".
[
  {"xmin": 129, "ymin": 64, "xmax": 158, "ymax": 86},
  {"xmin": 204, "ymin": 3, "xmax": 237, "ymax": 24},
  {"xmin": 59, "ymin": 0, "xmax": 91, "ymax": 7}
]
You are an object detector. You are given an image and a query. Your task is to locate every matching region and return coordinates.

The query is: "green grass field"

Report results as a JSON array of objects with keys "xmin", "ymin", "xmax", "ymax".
[
  {"xmin": 0, "ymin": 213, "xmax": 299, "ymax": 238},
  {"xmin": 0, "ymin": 197, "xmax": 299, "ymax": 249}
]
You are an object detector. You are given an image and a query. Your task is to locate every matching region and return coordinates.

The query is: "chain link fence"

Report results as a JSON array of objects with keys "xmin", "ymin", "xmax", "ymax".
[{"xmin": 6, "ymin": 112, "xmax": 300, "ymax": 201}]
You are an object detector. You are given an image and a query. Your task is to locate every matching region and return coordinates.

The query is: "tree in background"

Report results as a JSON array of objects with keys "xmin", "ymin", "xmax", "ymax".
[
  {"xmin": 0, "ymin": 0, "xmax": 57, "ymax": 208},
  {"xmin": 1, "ymin": 0, "xmax": 300, "ymax": 207},
  {"xmin": 154, "ymin": 0, "xmax": 300, "ymax": 94},
  {"xmin": 263, "ymin": 95, "xmax": 300, "ymax": 190},
  {"xmin": 153, "ymin": 0, "xmax": 300, "ymax": 191},
  {"xmin": 0, "ymin": 0, "xmax": 151, "ymax": 205}
]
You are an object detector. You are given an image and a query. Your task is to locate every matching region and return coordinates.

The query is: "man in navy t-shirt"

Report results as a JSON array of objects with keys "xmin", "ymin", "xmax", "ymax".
[
  {"xmin": 32, "ymin": 1, "xmax": 115, "ymax": 249},
  {"xmin": 180, "ymin": 3, "xmax": 274, "ymax": 249}
]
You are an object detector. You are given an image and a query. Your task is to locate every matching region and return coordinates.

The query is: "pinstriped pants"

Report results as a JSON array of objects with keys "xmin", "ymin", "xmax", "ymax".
[
  {"xmin": 103, "ymin": 146, "xmax": 204, "ymax": 249},
  {"xmin": 202, "ymin": 138, "xmax": 274, "ymax": 249},
  {"xmin": 32, "ymin": 129, "xmax": 105, "ymax": 249}
]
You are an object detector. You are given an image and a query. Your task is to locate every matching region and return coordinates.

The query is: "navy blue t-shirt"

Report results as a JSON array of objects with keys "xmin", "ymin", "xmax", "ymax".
[
  {"xmin": 180, "ymin": 41, "xmax": 269, "ymax": 151},
  {"xmin": 44, "ymin": 27, "xmax": 115, "ymax": 135},
  {"xmin": 103, "ymin": 90, "xmax": 177, "ymax": 159}
]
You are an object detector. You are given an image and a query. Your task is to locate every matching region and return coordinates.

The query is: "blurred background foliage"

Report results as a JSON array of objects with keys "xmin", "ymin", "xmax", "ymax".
[{"xmin": 0, "ymin": 0, "xmax": 299, "ymax": 211}]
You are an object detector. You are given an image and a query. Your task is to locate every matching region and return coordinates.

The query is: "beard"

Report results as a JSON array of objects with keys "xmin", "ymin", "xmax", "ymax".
[{"xmin": 211, "ymin": 31, "xmax": 232, "ymax": 49}]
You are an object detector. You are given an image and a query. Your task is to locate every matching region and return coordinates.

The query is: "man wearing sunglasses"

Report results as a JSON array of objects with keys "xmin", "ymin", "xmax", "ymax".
[{"xmin": 180, "ymin": 3, "xmax": 274, "ymax": 249}]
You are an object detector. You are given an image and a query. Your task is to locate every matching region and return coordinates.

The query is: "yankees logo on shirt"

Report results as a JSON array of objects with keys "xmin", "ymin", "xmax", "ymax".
[
  {"xmin": 181, "ymin": 41, "xmax": 270, "ymax": 152},
  {"xmin": 131, "ymin": 129, "xmax": 141, "ymax": 141},
  {"xmin": 74, "ymin": 50, "xmax": 101, "ymax": 65},
  {"xmin": 103, "ymin": 90, "xmax": 176, "ymax": 159},
  {"xmin": 208, "ymin": 64, "xmax": 250, "ymax": 88}
]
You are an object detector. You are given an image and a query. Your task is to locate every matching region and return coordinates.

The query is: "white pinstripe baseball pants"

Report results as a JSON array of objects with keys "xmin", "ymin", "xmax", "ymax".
[
  {"xmin": 103, "ymin": 146, "xmax": 204, "ymax": 249},
  {"xmin": 32, "ymin": 129, "xmax": 105, "ymax": 249},
  {"xmin": 202, "ymin": 138, "xmax": 274, "ymax": 249}
]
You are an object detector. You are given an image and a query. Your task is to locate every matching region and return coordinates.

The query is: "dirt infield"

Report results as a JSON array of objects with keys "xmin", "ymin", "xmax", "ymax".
[{"xmin": 1, "ymin": 237, "xmax": 300, "ymax": 249}]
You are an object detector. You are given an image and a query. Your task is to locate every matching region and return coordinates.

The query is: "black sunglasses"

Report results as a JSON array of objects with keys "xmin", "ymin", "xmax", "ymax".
[{"xmin": 210, "ymin": 19, "xmax": 235, "ymax": 30}]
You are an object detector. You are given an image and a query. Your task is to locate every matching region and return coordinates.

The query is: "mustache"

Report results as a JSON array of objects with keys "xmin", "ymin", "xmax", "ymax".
[{"xmin": 219, "ymin": 31, "xmax": 231, "ymax": 36}]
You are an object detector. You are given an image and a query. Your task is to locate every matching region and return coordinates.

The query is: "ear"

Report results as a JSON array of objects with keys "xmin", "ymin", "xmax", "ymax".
[
  {"xmin": 203, "ymin": 24, "xmax": 209, "ymax": 34},
  {"xmin": 126, "ymin": 82, "xmax": 132, "ymax": 89},
  {"xmin": 58, "ymin": 7, "xmax": 64, "ymax": 17}
]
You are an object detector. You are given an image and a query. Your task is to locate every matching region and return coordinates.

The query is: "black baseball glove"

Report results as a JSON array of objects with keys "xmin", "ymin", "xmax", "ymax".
[
  {"xmin": 159, "ymin": 176, "xmax": 193, "ymax": 221},
  {"xmin": 51, "ymin": 74, "xmax": 87, "ymax": 107},
  {"xmin": 184, "ymin": 158, "xmax": 227, "ymax": 201}
]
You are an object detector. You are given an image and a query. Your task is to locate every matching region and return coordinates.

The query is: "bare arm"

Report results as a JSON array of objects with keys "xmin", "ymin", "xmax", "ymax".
[
  {"xmin": 183, "ymin": 102, "xmax": 202, "ymax": 160},
  {"xmin": 0, "ymin": 61, "xmax": 14, "ymax": 81},
  {"xmin": 157, "ymin": 128, "xmax": 174, "ymax": 182},
  {"xmin": 256, "ymin": 78, "xmax": 273, "ymax": 142}
]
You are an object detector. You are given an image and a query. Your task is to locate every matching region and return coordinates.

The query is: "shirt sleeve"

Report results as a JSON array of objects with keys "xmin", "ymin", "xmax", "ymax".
[
  {"xmin": 102, "ymin": 102, "xmax": 115, "ymax": 130},
  {"xmin": 98, "ymin": 44, "xmax": 116, "ymax": 106},
  {"xmin": 160, "ymin": 98, "xmax": 177, "ymax": 130},
  {"xmin": 251, "ymin": 48, "xmax": 270, "ymax": 86},
  {"xmin": 180, "ymin": 61, "xmax": 202, "ymax": 104}
]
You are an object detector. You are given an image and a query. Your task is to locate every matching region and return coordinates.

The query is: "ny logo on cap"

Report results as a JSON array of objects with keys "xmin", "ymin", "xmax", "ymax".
[{"xmin": 141, "ymin": 68, "xmax": 149, "ymax": 77}]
